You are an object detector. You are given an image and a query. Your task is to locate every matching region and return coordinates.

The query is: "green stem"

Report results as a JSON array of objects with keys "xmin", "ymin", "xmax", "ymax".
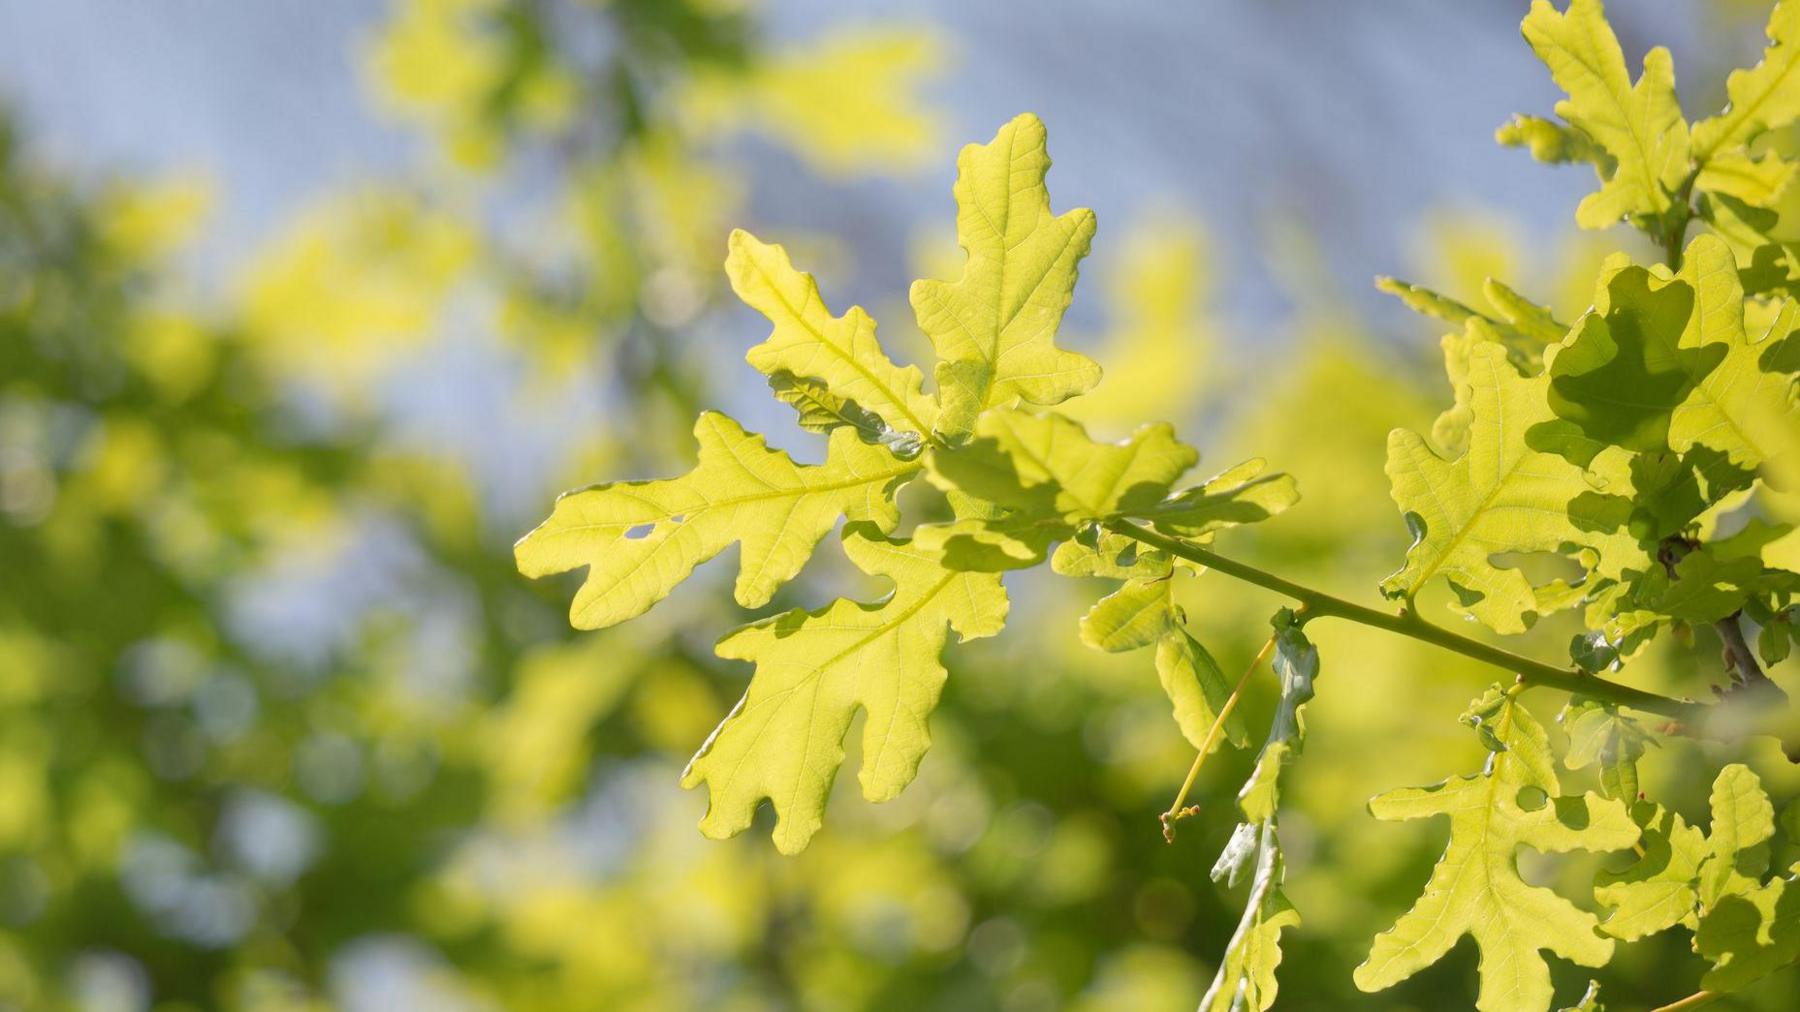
[
  {"xmin": 1651, "ymin": 989, "xmax": 1716, "ymax": 1012},
  {"xmin": 1160, "ymin": 633, "xmax": 1275, "ymax": 842},
  {"xmin": 1103, "ymin": 520, "xmax": 1703, "ymax": 721}
]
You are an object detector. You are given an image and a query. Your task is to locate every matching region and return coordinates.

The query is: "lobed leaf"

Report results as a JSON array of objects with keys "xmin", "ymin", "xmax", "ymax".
[
  {"xmin": 924, "ymin": 408, "xmax": 1197, "ymax": 524},
  {"xmin": 911, "ymin": 113, "xmax": 1102, "ymax": 436},
  {"xmin": 1593, "ymin": 764, "xmax": 1783, "ymax": 961},
  {"xmin": 1548, "ymin": 235, "xmax": 1799, "ymax": 472},
  {"xmin": 516, "ymin": 412, "xmax": 914, "ymax": 629},
  {"xmin": 1595, "ymin": 801, "xmax": 1707, "ymax": 941},
  {"xmin": 682, "ymin": 529, "xmax": 1007, "ymax": 854},
  {"xmin": 729, "ymin": 229, "xmax": 940, "ymax": 439},
  {"xmin": 1354, "ymin": 688, "xmax": 1639, "ymax": 1012},
  {"xmin": 1518, "ymin": 0, "xmax": 1691, "ymax": 230},
  {"xmin": 1695, "ymin": 879, "xmax": 1800, "ymax": 992},
  {"xmin": 1691, "ymin": 0, "xmax": 1800, "ymax": 160},
  {"xmin": 1381, "ymin": 275, "xmax": 1569, "ymax": 456},
  {"xmin": 1383, "ymin": 340, "xmax": 1643, "ymax": 633}
]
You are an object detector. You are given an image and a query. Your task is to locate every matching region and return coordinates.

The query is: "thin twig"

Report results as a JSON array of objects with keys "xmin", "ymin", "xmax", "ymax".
[
  {"xmin": 1161, "ymin": 634, "xmax": 1277, "ymax": 843},
  {"xmin": 1105, "ymin": 520, "xmax": 1704, "ymax": 721}
]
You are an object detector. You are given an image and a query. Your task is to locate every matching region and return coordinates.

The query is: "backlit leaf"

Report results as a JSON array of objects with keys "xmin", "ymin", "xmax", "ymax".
[
  {"xmin": 911, "ymin": 114, "xmax": 1102, "ymax": 436},
  {"xmin": 1497, "ymin": 113, "xmax": 1614, "ymax": 169},
  {"xmin": 1698, "ymin": 764, "xmax": 1776, "ymax": 909},
  {"xmin": 1138, "ymin": 459, "xmax": 1300, "ymax": 541},
  {"xmin": 728, "ymin": 229, "xmax": 939, "ymax": 438},
  {"xmin": 1594, "ymin": 801, "xmax": 1706, "ymax": 940},
  {"xmin": 1691, "ymin": 0, "xmax": 1800, "ymax": 160},
  {"xmin": 1518, "ymin": 0, "xmax": 1691, "ymax": 230},
  {"xmin": 1695, "ymin": 878, "xmax": 1800, "ymax": 991},
  {"xmin": 1383, "ymin": 340, "xmax": 1643, "ymax": 633},
  {"xmin": 924, "ymin": 409, "xmax": 1197, "ymax": 524},
  {"xmin": 682, "ymin": 530, "xmax": 1007, "ymax": 854},
  {"xmin": 1547, "ymin": 236, "xmax": 1798, "ymax": 472},
  {"xmin": 1560, "ymin": 698, "xmax": 1655, "ymax": 801},
  {"xmin": 1072, "ymin": 570, "xmax": 1248, "ymax": 752},
  {"xmin": 1354, "ymin": 688, "xmax": 1639, "ymax": 1012},
  {"xmin": 516, "ymin": 412, "xmax": 914, "ymax": 629}
]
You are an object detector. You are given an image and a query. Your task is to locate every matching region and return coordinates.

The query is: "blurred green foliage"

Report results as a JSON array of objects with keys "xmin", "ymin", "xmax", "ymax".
[{"xmin": 2, "ymin": 0, "xmax": 1799, "ymax": 1010}]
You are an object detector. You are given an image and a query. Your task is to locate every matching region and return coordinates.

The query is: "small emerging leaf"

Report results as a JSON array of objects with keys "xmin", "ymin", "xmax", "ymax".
[
  {"xmin": 1201, "ymin": 820, "xmax": 1300, "ymax": 1012},
  {"xmin": 1497, "ymin": 113, "xmax": 1614, "ymax": 169},
  {"xmin": 1071, "ymin": 565, "xmax": 1247, "ymax": 752},
  {"xmin": 1237, "ymin": 613, "xmax": 1318, "ymax": 823},
  {"xmin": 1560, "ymin": 697, "xmax": 1655, "ymax": 801},
  {"xmin": 1557, "ymin": 980, "xmax": 1605, "ymax": 1012}
]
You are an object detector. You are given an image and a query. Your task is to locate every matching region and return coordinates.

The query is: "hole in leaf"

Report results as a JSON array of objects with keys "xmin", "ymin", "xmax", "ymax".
[
  {"xmin": 624, "ymin": 523, "xmax": 655, "ymax": 540},
  {"xmin": 1515, "ymin": 785, "xmax": 1549, "ymax": 812}
]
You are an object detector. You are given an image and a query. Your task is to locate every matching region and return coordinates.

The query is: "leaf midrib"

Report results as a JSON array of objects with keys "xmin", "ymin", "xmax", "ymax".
[
  {"xmin": 750, "ymin": 258, "xmax": 936, "ymax": 438},
  {"xmin": 554, "ymin": 460, "xmax": 920, "ymax": 534},
  {"xmin": 706, "ymin": 565, "xmax": 965, "ymax": 809}
]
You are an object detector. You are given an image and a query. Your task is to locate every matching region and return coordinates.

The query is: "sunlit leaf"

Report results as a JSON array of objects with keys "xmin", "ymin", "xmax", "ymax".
[
  {"xmin": 517, "ymin": 412, "xmax": 915, "ymax": 629},
  {"xmin": 1691, "ymin": 0, "xmax": 1800, "ymax": 160},
  {"xmin": 728, "ymin": 229, "xmax": 939, "ymax": 438},
  {"xmin": 1694, "ymin": 878, "xmax": 1800, "ymax": 992},
  {"xmin": 1497, "ymin": 113, "xmax": 1614, "ymax": 169},
  {"xmin": 924, "ymin": 409, "xmax": 1196, "ymax": 524},
  {"xmin": 1138, "ymin": 459, "xmax": 1300, "ymax": 542},
  {"xmin": 1354, "ymin": 688, "xmax": 1639, "ymax": 1012},
  {"xmin": 681, "ymin": 530, "xmax": 1007, "ymax": 854},
  {"xmin": 1547, "ymin": 236, "xmax": 1799, "ymax": 471},
  {"xmin": 912, "ymin": 114, "xmax": 1102, "ymax": 436},
  {"xmin": 1593, "ymin": 764, "xmax": 1778, "ymax": 949},
  {"xmin": 1383, "ymin": 340, "xmax": 1643, "ymax": 633},
  {"xmin": 1071, "ymin": 570, "xmax": 1248, "ymax": 752},
  {"xmin": 1594, "ymin": 801, "xmax": 1707, "ymax": 940},
  {"xmin": 1518, "ymin": 0, "xmax": 1691, "ymax": 230},
  {"xmin": 1698, "ymin": 763, "xmax": 1776, "ymax": 909}
]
